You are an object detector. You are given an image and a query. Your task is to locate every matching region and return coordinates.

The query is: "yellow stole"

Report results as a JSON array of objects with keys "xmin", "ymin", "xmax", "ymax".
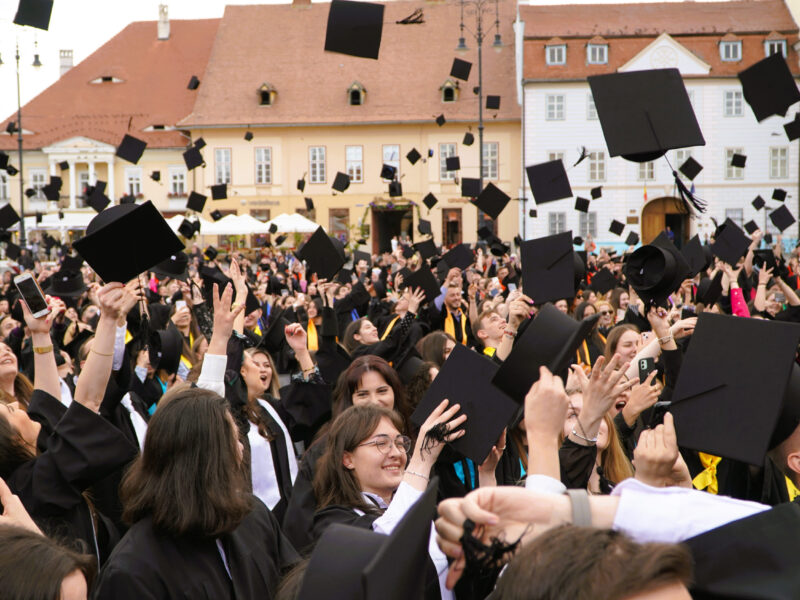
[
  {"xmin": 483, "ymin": 347, "xmax": 496, "ymax": 357},
  {"xmin": 380, "ymin": 315, "xmax": 401, "ymax": 341},
  {"xmin": 692, "ymin": 452, "xmax": 721, "ymax": 495},
  {"xmin": 444, "ymin": 307, "xmax": 467, "ymax": 345},
  {"xmin": 307, "ymin": 319, "xmax": 319, "ymax": 352},
  {"xmin": 786, "ymin": 476, "xmax": 800, "ymax": 501}
]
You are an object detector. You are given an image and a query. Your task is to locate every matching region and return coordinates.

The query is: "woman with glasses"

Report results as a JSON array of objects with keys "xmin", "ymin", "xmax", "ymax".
[{"xmin": 312, "ymin": 402, "xmax": 465, "ymax": 600}]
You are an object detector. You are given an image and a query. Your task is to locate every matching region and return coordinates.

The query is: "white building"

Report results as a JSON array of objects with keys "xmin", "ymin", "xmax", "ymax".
[{"xmin": 518, "ymin": 0, "xmax": 800, "ymax": 248}]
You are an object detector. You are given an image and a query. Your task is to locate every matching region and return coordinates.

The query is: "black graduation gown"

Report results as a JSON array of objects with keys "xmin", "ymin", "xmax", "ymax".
[
  {"xmin": 93, "ymin": 499, "xmax": 299, "ymax": 600},
  {"xmin": 281, "ymin": 439, "xmax": 326, "ymax": 555},
  {"xmin": 8, "ymin": 395, "xmax": 138, "ymax": 564}
]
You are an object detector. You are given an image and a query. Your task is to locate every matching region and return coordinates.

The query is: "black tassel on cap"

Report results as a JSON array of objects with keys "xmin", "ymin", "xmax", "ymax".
[{"xmin": 672, "ymin": 170, "xmax": 707, "ymax": 215}]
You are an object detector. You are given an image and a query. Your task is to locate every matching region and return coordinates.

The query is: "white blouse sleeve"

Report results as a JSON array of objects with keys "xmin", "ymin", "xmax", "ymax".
[{"xmin": 196, "ymin": 354, "xmax": 227, "ymax": 397}]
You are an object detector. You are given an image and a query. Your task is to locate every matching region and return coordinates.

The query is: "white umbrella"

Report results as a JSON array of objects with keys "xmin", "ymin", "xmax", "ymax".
[
  {"xmin": 234, "ymin": 214, "xmax": 270, "ymax": 234},
  {"xmin": 13, "ymin": 211, "xmax": 95, "ymax": 231},
  {"xmin": 264, "ymin": 212, "xmax": 319, "ymax": 233}
]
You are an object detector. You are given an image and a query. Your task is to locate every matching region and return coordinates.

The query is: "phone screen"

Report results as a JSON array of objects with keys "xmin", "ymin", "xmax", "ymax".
[
  {"xmin": 507, "ymin": 283, "xmax": 517, "ymax": 292},
  {"xmin": 15, "ymin": 276, "xmax": 47, "ymax": 314}
]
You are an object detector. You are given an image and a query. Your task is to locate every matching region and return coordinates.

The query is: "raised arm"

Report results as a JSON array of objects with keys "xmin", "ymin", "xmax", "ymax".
[
  {"xmin": 754, "ymin": 266, "xmax": 772, "ymax": 313},
  {"xmin": 229, "ymin": 257, "xmax": 248, "ymax": 334},
  {"xmin": 20, "ymin": 295, "xmax": 64, "ymax": 400},
  {"xmin": 525, "ymin": 367, "xmax": 569, "ymax": 481}
]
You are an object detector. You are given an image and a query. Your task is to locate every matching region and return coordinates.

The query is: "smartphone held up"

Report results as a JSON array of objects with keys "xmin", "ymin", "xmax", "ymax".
[{"xmin": 14, "ymin": 273, "xmax": 50, "ymax": 318}]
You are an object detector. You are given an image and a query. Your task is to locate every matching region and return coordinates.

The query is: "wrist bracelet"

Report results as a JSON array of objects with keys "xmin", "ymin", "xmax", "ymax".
[
  {"xmin": 404, "ymin": 470, "xmax": 430, "ymax": 482},
  {"xmin": 658, "ymin": 334, "xmax": 673, "ymax": 345},
  {"xmin": 503, "ymin": 329, "xmax": 516, "ymax": 337},
  {"xmin": 33, "ymin": 345, "xmax": 53, "ymax": 354},
  {"xmin": 571, "ymin": 426, "xmax": 597, "ymax": 444}
]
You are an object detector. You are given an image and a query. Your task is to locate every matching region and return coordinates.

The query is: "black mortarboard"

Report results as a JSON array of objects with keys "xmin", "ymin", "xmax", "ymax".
[
  {"xmin": 526, "ymin": 159, "xmax": 573, "ymax": 204},
  {"xmin": 87, "ymin": 181, "xmax": 110, "ymax": 213},
  {"xmin": 25, "ymin": 188, "xmax": 35, "ymax": 198},
  {"xmin": 401, "ymin": 245, "xmax": 413, "ymax": 259},
  {"xmin": 773, "ymin": 188, "xmax": 787, "ymax": 202},
  {"xmin": 670, "ymin": 313, "xmax": 800, "ymax": 466},
  {"xmin": 304, "ymin": 197, "xmax": 315, "ymax": 211},
  {"xmin": 353, "ymin": 250, "xmax": 371, "ymax": 269},
  {"xmin": 450, "ymin": 58, "xmax": 472, "ymax": 81},
  {"xmin": 590, "ymin": 268, "xmax": 617, "ymax": 294},
  {"xmin": 58, "ymin": 160, "xmax": 69, "ymax": 171},
  {"xmin": 244, "ymin": 131, "xmax": 253, "ymax": 142},
  {"xmin": 204, "ymin": 246, "xmax": 218, "ymax": 260},
  {"xmin": 422, "ymin": 192, "xmax": 437, "ymax": 210},
  {"xmin": 695, "ymin": 271, "xmax": 723, "ymax": 307},
  {"xmin": 477, "ymin": 225, "xmax": 494, "ymax": 241},
  {"xmin": 5, "ymin": 165, "xmax": 17, "ymax": 176},
  {"xmin": 186, "ymin": 191, "xmax": 206, "ymax": 212},
  {"xmin": 679, "ymin": 156, "xmax": 703, "ymax": 181},
  {"xmin": 332, "ymin": 171, "xmax": 350, "ymax": 192},
  {"xmin": 43, "ymin": 176, "xmax": 62, "ymax": 201},
  {"xmin": 115, "ymin": 134, "xmax": 147, "ymax": 165},
  {"xmin": 178, "ymin": 218, "xmax": 196, "ymax": 239},
  {"xmin": 182, "ymin": 146, "xmax": 204, "ymax": 170},
  {"xmin": 770, "ymin": 204, "xmax": 796, "ymax": 232},
  {"xmin": 753, "ymin": 249, "xmax": 778, "ymax": 272},
  {"xmin": 784, "ymin": 113, "xmax": 800, "ymax": 141},
  {"xmin": 74, "ymin": 201, "xmax": 184, "ymax": 283},
  {"xmin": 574, "ymin": 197, "xmax": 590, "ymax": 213},
  {"xmin": 590, "ymin": 186, "xmax": 602, "ymax": 199},
  {"xmin": 521, "ymin": 231, "xmax": 575, "ymax": 304},
  {"xmin": 441, "ymin": 243, "xmax": 473, "ymax": 270},
  {"xmin": 0, "ymin": 204, "xmax": 21, "ymax": 230},
  {"xmin": 738, "ymin": 52, "xmax": 800, "ymax": 122},
  {"xmin": 682, "ymin": 235, "xmax": 710, "ymax": 277},
  {"xmin": 380, "ymin": 164, "xmax": 397, "ymax": 180},
  {"xmin": 403, "ymin": 265, "xmax": 442, "ymax": 305},
  {"xmin": 193, "ymin": 137, "xmax": 206, "ymax": 150},
  {"xmin": 210, "ymin": 209, "xmax": 223, "ymax": 221},
  {"xmin": 406, "ymin": 148, "xmax": 421, "ymax": 165},
  {"xmin": 5, "ymin": 242, "xmax": 20, "ymax": 260},
  {"xmin": 295, "ymin": 226, "xmax": 345, "ymax": 280},
  {"xmin": 711, "ymin": 218, "xmax": 751, "ymax": 265},
  {"xmin": 765, "ymin": 232, "xmax": 774, "ymax": 244},
  {"xmin": 528, "ymin": 208, "xmax": 537, "ymax": 218},
  {"xmin": 13, "ymin": 0, "xmax": 53, "ymax": 30},
  {"xmin": 268, "ymin": 222, "xmax": 278, "ymax": 234},
  {"xmin": 0, "ymin": 152, "xmax": 8, "ymax": 170},
  {"xmin": 753, "ymin": 195, "xmax": 766, "ymax": 210},
  {"xmin": 35, "ymin": 212, "xmax": 42, "ymax": 224},
  {"xmin": 211, "ymin": 184, "xmax": 227, "ymax": 200},
  {"xmin": 609, "ymin": 220, "xmax": 624, "ymax": 236},
  {"xmin": 588, "ymin": 68, "xmax": 704, "ymax": 162},
  {"xmin": 417, "ymin": 219, "xmax": 432, "ymax": 235},
  {"xmin": 150, "ymin": 171, "xmax": 161, "ymax": 182},
  {"xmin": 493, "ymin": 304, "xmax": 597, "ymax": 401},
  {"xmin": 743, "ymin": 220, "xmax": 759, "ymax": 235},
  {"xmin": 388, "ymin": 181, "xmax": 402, "ymax": 197},
  {"xmin": 435, "ymin": 114, "xmax": 446, "ymax": 127},
  {"xmin": 730, "ymin": 153, "xmax": 747, "ymax": 168},
  {"xmin": 324, "ymin": 0, "xmax": 384, "ymax": 60},
  {"xmin": 412, "ymin": 345, "xmax": 517, "ymax": 463},
  {"xmin": 149, "ymin": 324, "xmax": 183, "ymax": 375},
  {"xmin": 461, "ymin": 177, "xmax": 481, "ymax": 198},
  {"xmin": 187, "ymin": 75, "xmax": 200, "ymax": 90},
  {"xmin": 445, "ymin": 156, "xmax": 460, "ymax": 171},
  {"xmin": 297, "ymin": 176, "xmax": 306, "ymax": 192},
  {"xmin": 335, "ymin": 268, "xmax": 353, "ymax": 285},
  {"xmin": 463, "ymin": 132, "xmax": 475, "ymax": 146},
  {"xmin": 573, "ymin": 236, "xmax": 583, "ymax": 247},
  {"xmin": 473, "ymin": 183, "xmax": 510, "ymax": 219},
  {"xmin": 625, "ymin": 231, "xmax": 640, "ymax": 246},
  {"xmin": 686, "ymin": 503, "xmax": 800, "ymax": 599},
  {"xmin": 486, "ymin": 95, "xmax": 501, "ymax": 110},
  {"xmin": 413, "ymin": 239, "xmax": 437, "ymax": 260},
  {"xmin": 625, "ymin": 232, "xmax": 690, "ymax": 306},
  {"xmin": 151, "ymin": 252, "xmax": 189, "ymax": 282},
  {"xmin": 120, "ymin": 194, "xmax": 136, "ymax": 205},
  {"xmin": 272, "ymin": 234, "xmax": 285, "ymax": 246},
  {"xmin": 5, "ymin": 122, "xmax": 15, "ymax": 135}
]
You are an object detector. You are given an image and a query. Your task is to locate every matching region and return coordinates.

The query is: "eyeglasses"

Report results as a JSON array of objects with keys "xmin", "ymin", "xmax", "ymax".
[
  {"xmin": 359, "ymin": 434, "xmax": 412, "ymax": 455},
  {"xmin": 599, "ymin": 310, "xmax": 611, "ymax": 316}
]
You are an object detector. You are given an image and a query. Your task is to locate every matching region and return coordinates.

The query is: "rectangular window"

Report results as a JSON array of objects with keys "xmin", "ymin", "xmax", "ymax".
[
  {"xmin": 724, "ymin": 90, "xmax": 743, "ymax": 117},
  {"xmin": 442, "ymin": 208, "xmax": 463, "ymax": 246},
  {"xmin": 482, "ymin": 142, "xmax": 498, "ymax": 180},
  {"xmin": 0, "ymin": 173, "xmax": 7, "ymax": 200},
  {"xmin": 579, "ymin": 212, "xmax": 597, "ymax": 238},
  {"xmin": 720, "ymin": 41, "xmax": 742, "ymax": 62},
  {"xmin": 382, "ymin": 145, "xmax": 400, "ymax": 179},
  {"xmin": 439, "ymin": 143, "xmax": 457, "ymax": 181},
  {"xmin": 638, "ymin": 161, "xmax": 655, "ymax": 181},
  {"xmin": 586, "ymin": 94, "xmax": 598, "ymax": 120},
  {"xmin": 770, "ymin": 147, "xmax": 788, "ymax": 179},
  {"xmin": 548, "ymin": 151, "xmax": 565, "ymax": 163},
  {"xmin": 546, "ymin": 94, "xmax": 565, "ymax": 120},
  {"xmin": 726, "ymin": 148, "xmax": 744, "ymax": 180},
  {"xmin": 725, "ymin": 208, "xmax": 744, "ymax": 229},
  {"xmin": 255, "ymin": 147, "xmax": 272, "ymax": 184},
  {"xmin": 587, "ymin": 44, "xmax": 608, "ymax": 65},
  {"xmin": 765, "ymin": 39, "xmax": 787, "ymax": 58},
  {"xmin": 546, "ymin": 44, "xmax": 566, "ymax": 65},
  {"xmin": 329, "ymin": 208, "xmax": 350, "ymax": 243},
  {"xmin": 309, "ymin": 146, "xmax": 326, "ymax": 184},
  {"xmin": 588, "ymin": 151, "xmax": 605, "ymax": 182},
  {"xmin": 30, "ymin": 169, "xmax": 47, "ymax": 199},
  {"xmin": 214, "ymin": 148, "xmax": 231, "ymax": 185},
  {"xmin": 548, "ymin": 212, "xmax": 567, "ymax": 235},
  {"xmin": 674, "ymin": 149, "xmax": 692, "ymax": 167},
  {"xmin": 168, "ymin": 166, "xmax": 186, "ymax": 195},
  {"xmin": 346, "ymin": 145, "xmax": 363, "ymax": 183},
  {"xmin": 125, "ymin": 168, "xmax": 142, "ymax": 197}
]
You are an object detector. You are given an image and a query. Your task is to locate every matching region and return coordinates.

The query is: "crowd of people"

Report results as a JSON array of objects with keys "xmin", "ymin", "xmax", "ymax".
[{"xmin": 0, "ymin": 223, "xmax": 799, "ymax": 600}]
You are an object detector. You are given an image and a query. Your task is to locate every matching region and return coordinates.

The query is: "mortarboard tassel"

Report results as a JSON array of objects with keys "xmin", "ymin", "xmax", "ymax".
[{"xmin": 672, "ymin": 170, "xmax": 707, "ymax": 215}]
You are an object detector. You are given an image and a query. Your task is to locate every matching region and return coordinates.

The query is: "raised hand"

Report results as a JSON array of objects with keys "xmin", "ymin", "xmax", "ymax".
[
  {"xmin": 407, "ymin": 287, "xmax": 426, "ymax": 315},
  {"xmin": 633, "ymin": 413, "xmax": 692, "ymax": 488},
  {"xmin": 621, "ymin": 370, "xmax": 660, "ymax": 427},
  {"xmin": 411, "ymin": 399, "xmax": 466, "ymax": 466},
  {"xmin": 209, "ymin": 283, "xmax": 245, "ymax": 354},
  {"xmin": 284, "ymin": 322, "xmax": 308, "ymax": 354}
]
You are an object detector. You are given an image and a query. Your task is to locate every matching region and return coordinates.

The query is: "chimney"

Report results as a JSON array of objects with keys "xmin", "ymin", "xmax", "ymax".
[
  {"xmin": 59, "ymin": 50, "xmax": 73, "ymax": 77},
  {"xmin": 158, "ymin": 4, "xmax": 170, "ymax": 40}
]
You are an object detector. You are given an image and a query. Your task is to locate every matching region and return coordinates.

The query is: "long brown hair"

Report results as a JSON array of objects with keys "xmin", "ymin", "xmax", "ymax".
[
  {"xmin": 415, "ymin": 331, "xmax": 456, "ymax": 368},
  {"xmin": 0, "ymin": 410, "xmax": 35, "ymax": 478},
  {"xmin": 342, "ymin": 318, "xmax": 368, "ymax": 353},
  {"xmin": 603, "ymin": 324, "xmax": 640, "ymax": 362},
  {"xmin": 121, "ymin": 388, "xmax": 252, "ymax": 537},
  {"xmin": 600, "ymin": 413, "xmax": 634, "ymax": 485},
  {"xmin": 243, "ymin": 348, "xmax": 281, "ymax": 442},
  {"xmin": 0, "ymin": 373, "xmax": 33, "ymax": 409},
  {"xmin": 313, "ymin": 405, "xmax": 405, "ymax": 513}
]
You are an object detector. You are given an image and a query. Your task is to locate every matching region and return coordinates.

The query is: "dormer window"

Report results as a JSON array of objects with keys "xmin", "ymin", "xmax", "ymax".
[
  {"xmin": 719, "ymin": 40, "xmax": 742, "ymax": 62},
  {"xmin": 440, "ymin": 79, "xmax": 459, "ymax": 103},
  {"xmin": 765, "ymin": 37, "xmax": 787, "ymax": 58},
  {"xmin": 587, "ymin": 43, "xmax": 607, "ymax": 65},
  {"xmin": 546, "ymin": 43, "xmax": 566, "ymax": 65},
  {"xmin": 348, "ymin": 82, "xmax": 366, "ymax": 106},
  {"xmin": 258, "ymin": 83, "xmax": 276, "ymax": 106},
  {"xmin": 89, "ymin": 75, "xmax": 123, "ymax": 84}
]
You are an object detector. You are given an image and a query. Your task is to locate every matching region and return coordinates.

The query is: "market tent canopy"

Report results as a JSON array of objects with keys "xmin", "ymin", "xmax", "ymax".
[
  {"xmin": 11, "ymin": 211, "xmax": 95, "ymax": 231},
  {"xmin": 264, "ymin": 212, "xmax": 320, "ymax": 233}
]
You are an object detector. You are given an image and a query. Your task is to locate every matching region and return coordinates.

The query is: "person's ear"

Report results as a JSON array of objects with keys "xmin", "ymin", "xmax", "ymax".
[
  {"xmin": 353, "ymin": 333, "xmax": 362, "ymax": 343},
  {"xmin": 787, "ymin": 451, "xmax": 800, "ymax": 480},
  {"xmin": 477, "ymin": 329, "xmax": 488, "ymax": 341},
  {"xmin": 342, "ymin": 452, "xmax": 355, "ymax": 471}
]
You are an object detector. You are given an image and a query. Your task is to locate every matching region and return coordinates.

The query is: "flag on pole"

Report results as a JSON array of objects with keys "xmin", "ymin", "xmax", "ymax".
[{"xmin": 643, "ymin": 183, "xmax": 648, "ymax": 203}]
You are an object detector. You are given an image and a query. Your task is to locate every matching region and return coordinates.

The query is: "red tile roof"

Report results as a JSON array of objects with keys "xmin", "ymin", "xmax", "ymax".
[
  {"xmin": 0, "ymin": 18, "xmax": 220, "ymax": 151},
  {"xmin": 180, "ymin": 0, "xmax": 519, "ymax": 127}
]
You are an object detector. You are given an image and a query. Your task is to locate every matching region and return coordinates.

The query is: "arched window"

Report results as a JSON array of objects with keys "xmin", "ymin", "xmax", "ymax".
[{"xmin": 348, "ymin": 82, "xmax": 366, "ymax": 106}]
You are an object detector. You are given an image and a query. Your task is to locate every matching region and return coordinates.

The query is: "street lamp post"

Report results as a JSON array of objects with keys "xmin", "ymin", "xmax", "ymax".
[{"xmin": 457, "ymin": 0, "xmax": 502, "ymax": 231}]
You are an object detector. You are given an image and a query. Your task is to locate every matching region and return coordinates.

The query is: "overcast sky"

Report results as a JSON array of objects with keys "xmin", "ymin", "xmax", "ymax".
[{"xmin": 0, "ymin": 0, "xmax": 746, "ymax": 122}]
